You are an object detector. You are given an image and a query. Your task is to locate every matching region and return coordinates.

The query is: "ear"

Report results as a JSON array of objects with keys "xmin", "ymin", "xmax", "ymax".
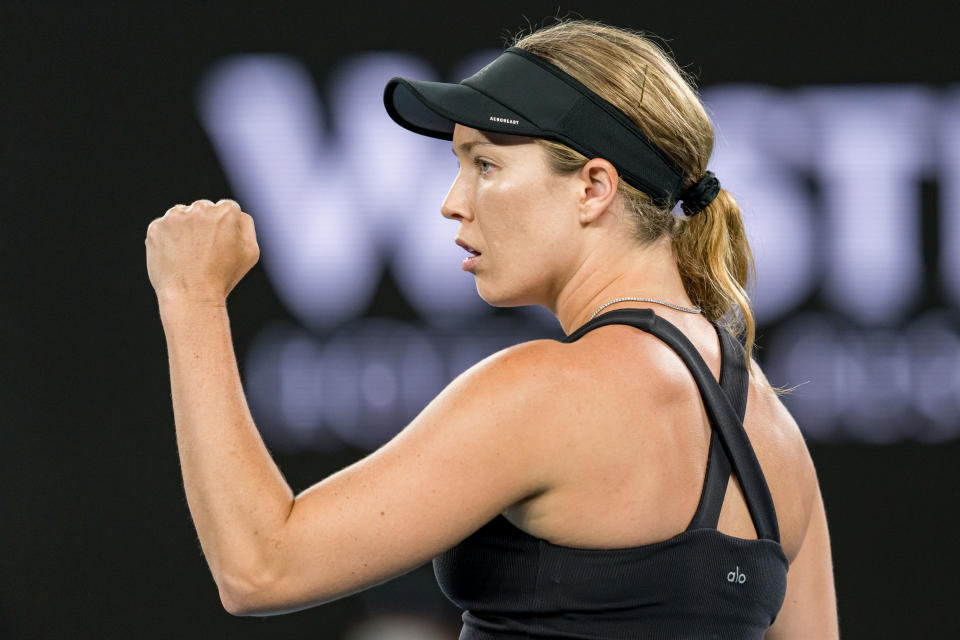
[{"xmin": 576, "ymin": 158, "xmax": 619, "ymax": 224}]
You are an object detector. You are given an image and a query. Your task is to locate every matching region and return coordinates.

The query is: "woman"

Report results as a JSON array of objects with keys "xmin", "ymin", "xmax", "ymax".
[{"xmin": 146, "ymin": 19, "xmax": 838, "ymax": 639}]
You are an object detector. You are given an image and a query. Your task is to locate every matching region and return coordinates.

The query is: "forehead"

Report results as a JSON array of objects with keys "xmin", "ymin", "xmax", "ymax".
[{"xmin": 451, "ymin": 124, "xmax": 534, "ymax": 155}]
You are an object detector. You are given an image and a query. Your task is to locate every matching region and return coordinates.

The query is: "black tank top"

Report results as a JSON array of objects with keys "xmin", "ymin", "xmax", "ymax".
[{"xmin": 433, "ymin": 309, "xmax": 789, "ymax": 639}]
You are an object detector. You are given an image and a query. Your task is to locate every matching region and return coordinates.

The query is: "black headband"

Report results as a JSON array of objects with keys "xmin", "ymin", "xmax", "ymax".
[{"xmin": 384, "ymin": 46, "xmax": 719, "ymax": 214}]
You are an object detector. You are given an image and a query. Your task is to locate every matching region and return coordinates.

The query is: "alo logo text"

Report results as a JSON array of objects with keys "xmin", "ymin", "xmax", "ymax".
[{"xmin": 727, "ymin": 566, "xmax": 747, "ymax": 584}]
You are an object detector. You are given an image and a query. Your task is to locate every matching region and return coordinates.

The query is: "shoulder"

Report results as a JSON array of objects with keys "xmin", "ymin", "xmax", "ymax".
[
  {"xmin": 438, "ymin": 339, "xmax": 585, "ymax": 431},
  {"xmin": 437, "ymin": 334, "xmax": 676, "ymax": 488},
  {"xmin": 448, "ymin": 338, "xmax": 570, "ymax": 395},
  {"xmin": 437, "ymin": 334, "xmax": 671, "ymax": 452},
  {"xmin": 747, "ymin": 356, "xmax": 814, "ymax": 477},
  {"xmin": 747, "ymin": 357, "xmax": 819, "ymax": 562},
  {"xmin": 457, "ymin": 331, "xmax": 675, "ymax": 402}
]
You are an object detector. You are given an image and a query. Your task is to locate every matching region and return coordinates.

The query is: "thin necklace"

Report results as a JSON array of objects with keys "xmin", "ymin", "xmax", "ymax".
[{"xmin": 589, "ymin": 296, "xmax": 702, "ymax": 321}]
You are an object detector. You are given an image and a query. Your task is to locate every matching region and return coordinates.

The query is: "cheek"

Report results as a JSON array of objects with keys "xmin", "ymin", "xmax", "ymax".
[
  {"xmin": 474, "ymin": 183, "xmax": 521, "ymax": 251},
  {"xmin": 484, "ymin": 201, "xmax": 540, "ymax": 265},
  {"xmin": 511, "ymin": 193, "xmax": 575, "ymax": 258},
  {"xmin": 486, "ymin": 207, "xmax": 572, "ymax": 291},
  {"xmin": 475, "ymin": 171, "xmax": 576, "ymax": 271}
]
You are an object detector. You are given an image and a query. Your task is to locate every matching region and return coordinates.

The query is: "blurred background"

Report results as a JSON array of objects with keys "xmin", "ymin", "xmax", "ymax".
[{"xmin": 3, "ymin": 1, "xmax": 959, "ymax": 637}]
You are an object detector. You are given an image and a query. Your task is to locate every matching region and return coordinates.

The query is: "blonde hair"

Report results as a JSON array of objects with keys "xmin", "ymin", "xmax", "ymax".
[{"xmin": 513, "ymin": 20, "xmax": 769, "ymax": 386}]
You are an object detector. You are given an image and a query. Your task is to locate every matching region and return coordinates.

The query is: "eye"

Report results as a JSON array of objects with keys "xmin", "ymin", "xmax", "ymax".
[{"xmin": 473, "ymin": 158, "xmax": 493, "ymax": 175}]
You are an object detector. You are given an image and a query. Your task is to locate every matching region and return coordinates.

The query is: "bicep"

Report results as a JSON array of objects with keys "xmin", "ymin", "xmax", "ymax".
[
  {"xmin": 766, "ymin": 481, "xmax": 839, "ymax": 639},
  {"xmin": 239, "ymin": 341, "xmax": 561, "ymax": 614}
]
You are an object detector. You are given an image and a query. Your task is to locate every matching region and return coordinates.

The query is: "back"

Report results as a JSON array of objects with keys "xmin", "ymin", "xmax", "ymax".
[
  {"xmin": 514, "ymin": 309, "xmax": 816, "ymax": 560},
  {"xmin": 433, "ymin": 308, "xmax": 835, "ymax": 638}
]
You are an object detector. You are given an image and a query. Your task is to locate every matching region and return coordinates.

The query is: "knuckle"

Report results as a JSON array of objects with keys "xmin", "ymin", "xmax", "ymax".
[{"xmin": 146, "ymin": 217, "xmax": 165, "ymax": 243}]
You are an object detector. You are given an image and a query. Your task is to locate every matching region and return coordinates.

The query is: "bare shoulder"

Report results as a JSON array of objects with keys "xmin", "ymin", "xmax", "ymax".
[
  {"xmin": 445, "ymin": 334, "xmax": 671, "ymax": 466},
  {"xmin": 464, "ymin": 337, "xmax": 571, "ymax": 381},
  {"xmin": 444, "ymin": 338, "xmax": 577, "ymax": 413},
  {"xmin": 747, "ymin": 357, "xmax": 819, "ymax": 563},
  {"xmin": 556, "ymin": 322, "xmax": 698, "ymax": 389},
  {"xmin": 750, "ymin": 369, "xmax": 839, "ymax": 637},
  {"xmin": 434, "ymin": 336, "xmax": 586, "ymax": 461}
]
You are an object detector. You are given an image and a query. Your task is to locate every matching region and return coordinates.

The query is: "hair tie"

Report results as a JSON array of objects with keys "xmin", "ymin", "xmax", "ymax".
[{"xmin": 679, "ymin": 170, "xmax": 720, "ymax": 216}]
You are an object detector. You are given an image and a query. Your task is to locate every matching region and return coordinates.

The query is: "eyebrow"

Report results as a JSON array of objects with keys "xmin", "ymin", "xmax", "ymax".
[{"xmin": 451, "ymin": 140, "xmax": 493, "ymax": 156}]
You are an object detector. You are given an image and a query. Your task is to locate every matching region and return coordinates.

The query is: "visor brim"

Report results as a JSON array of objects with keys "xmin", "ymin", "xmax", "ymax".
[{"xmin": 384, "ymin": 78, "xmax": 537, "ymax": 141}]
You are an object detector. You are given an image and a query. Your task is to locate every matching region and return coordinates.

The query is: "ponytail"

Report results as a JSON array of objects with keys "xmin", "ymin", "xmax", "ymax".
[{"xmin": 673, "ymin": 187, "xmax": 757, "ymax": 373}]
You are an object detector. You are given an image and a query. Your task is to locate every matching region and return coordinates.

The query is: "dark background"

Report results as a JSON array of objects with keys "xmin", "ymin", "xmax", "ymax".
[{"xmin": 3, "ymin": 1, "xmax": 959, "ymax": 638}]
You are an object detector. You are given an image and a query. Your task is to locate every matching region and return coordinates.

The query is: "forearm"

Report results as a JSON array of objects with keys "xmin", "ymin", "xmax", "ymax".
[{"xmin": 159, "ymin": 295, "xmax": 294, "ymax": 588}]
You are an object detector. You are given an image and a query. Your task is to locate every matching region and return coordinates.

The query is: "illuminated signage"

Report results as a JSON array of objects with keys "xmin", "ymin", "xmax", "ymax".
[{"xmin": 197, "ymin": 52, "xmax": 960, "ymax": 449}]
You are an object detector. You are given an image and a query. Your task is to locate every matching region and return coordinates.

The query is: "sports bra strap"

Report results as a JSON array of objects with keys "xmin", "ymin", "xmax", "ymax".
[
  {"xmin": 563, "ymin": 308, "xmax": 780, "ymax": 543},
  {"xmin": 686, "ymin": 324, "xmax": 747, "ymax": 531}
]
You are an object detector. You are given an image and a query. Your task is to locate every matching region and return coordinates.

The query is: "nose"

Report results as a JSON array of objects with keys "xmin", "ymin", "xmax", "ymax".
[{"xmin": 440, "ymin": 172, "xmax": 473, "ymax": 222}]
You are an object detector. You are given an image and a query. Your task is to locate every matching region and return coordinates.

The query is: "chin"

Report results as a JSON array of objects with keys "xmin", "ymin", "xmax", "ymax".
[{"xmin": 474, "ymin": 276, "xmax": 541, "ymax": 309}]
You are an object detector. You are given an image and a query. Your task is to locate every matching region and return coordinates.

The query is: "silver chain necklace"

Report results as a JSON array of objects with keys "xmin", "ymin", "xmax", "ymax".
[{"xmin": 589, "ymin": 296, "xmax": 702, "ymax": 321}]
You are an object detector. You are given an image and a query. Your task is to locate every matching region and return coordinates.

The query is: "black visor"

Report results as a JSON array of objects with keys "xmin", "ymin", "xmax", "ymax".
[{"xmin": 383, "ymin": 46, "xmax": 688, "ymax": 208}]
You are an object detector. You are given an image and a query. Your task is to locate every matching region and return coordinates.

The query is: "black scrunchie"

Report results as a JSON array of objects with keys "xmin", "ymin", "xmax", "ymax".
[{"xmin": 679, "ymin": 170, "xmax": 721, "ymax": 217}]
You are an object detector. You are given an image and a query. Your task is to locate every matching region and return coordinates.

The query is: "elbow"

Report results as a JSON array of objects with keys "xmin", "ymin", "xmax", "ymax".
[
  {"xmin": 219, "ymin": 583, "xmax": 252, "ymax": 617},
  {"xmin": 216, "ymin": 565, "xmax": 280, "ymax": 617}
]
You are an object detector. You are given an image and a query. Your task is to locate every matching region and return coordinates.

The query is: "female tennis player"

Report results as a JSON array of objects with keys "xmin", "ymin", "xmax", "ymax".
[{"xmin": 146, "ymin": 19, "xmax": 838, "ymax": 639}]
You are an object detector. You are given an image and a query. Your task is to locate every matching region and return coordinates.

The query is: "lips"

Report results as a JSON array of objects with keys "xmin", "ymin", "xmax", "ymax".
[{"xmin": 455, "ymin": 237, "xmax": 482, "ymax": 256}]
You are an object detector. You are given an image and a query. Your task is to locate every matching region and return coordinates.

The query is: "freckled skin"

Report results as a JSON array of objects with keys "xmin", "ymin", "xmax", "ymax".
[{"xmin": 443, "ymin": 126, "xmax": 584, "ymax": 308}]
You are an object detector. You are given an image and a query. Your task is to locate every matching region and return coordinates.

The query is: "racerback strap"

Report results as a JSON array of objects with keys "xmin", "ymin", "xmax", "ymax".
[
  {"xmin": 562, "ymin": 308, "xmax": 780, "ymax": 543},
  {"xmin": 685, "ymin": 322, "xmax": 747, "ymax": 531}
]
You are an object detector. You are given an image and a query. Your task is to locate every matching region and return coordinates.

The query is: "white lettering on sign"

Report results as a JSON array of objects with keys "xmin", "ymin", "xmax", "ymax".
[{"xmin": 941, "ymin": 88, "xmax": 960, "ymax": 308}]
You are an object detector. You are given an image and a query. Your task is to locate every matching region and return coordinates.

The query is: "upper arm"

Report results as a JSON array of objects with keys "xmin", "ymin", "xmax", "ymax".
[
  {"xmin": 765, "ymin": 477, "xmax": 839, "ymax": 639},
  {"xmin": 748, "ymin": 357, "xmax": 839, "ymax": 638},
  {"xmin": 229, "ymin": 339, "xmax": 566, "ymax": 615}
]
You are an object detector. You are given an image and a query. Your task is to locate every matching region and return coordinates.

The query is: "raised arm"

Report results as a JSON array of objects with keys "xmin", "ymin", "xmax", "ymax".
[
  {"xmin": 146, "ymin": 199, "xmax": 563, "ymax": 615},
  {"xmin": 148, "ymin": 199, "xmax": 294, "ymax": 607}
]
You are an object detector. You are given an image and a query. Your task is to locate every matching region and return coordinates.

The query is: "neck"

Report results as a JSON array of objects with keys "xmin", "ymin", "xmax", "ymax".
[{"xmin": 552, "ymin": 234, "xmax": 695, "ymax": 335}]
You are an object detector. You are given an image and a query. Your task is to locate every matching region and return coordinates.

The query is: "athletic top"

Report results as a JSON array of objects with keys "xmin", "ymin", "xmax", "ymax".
[{"xmin": 433, "ymin": 308, "xmax": 789, "ymax": 639}]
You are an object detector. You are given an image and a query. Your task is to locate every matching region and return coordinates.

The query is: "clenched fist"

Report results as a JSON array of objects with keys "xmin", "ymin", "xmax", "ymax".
[{"xmin": 146, "ymin": 199, "xmax": 260, "ymax": 304}]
